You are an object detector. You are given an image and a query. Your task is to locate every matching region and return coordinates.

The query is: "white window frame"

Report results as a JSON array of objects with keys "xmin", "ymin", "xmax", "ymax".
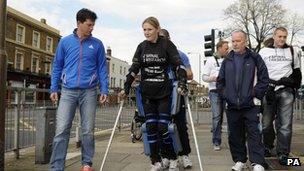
[
  {"xmin": 15, "ymin": 51, "xmax": 24, "ymax": 70},
  {"xmin": 46, "ymin": 36, "xmax": 53, "ymax": 52},
  {"xmin": 31, "ymin": 54, "xmax": 40, "ymax": 73},
  {"xmin": 32, "ymin": 30, "xmax": 40, "ymax": 48},
  {"xmin": 16, "ymin": 24, "xmax": 25, "ymax": 44}
]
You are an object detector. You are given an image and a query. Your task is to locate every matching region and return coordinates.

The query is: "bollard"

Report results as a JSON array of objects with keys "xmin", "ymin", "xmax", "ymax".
[{"xmin": 35, "ymin": 106, "xmax": 56, "ymax": 164}]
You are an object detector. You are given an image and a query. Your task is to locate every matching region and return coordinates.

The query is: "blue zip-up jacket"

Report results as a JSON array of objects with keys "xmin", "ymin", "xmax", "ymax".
[
  {"xmin": 168, "ymin": 50, "xmax": 191, "ymax": 80},
  {"xmin": 216, "ymin": 48, "xmax": 269, "ymax": 109},
  {"xmin": 178, "ymin": 50, "xmax": 191, "ymax": 69},
  {"xmin": 51, "ymin": 29, "xmax": 108, "ymax": 94}
]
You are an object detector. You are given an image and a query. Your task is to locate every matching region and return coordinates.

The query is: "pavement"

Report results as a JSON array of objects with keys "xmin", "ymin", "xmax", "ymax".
[{"xmin": 4, "ymin": 116, "xmax": 304, "ymax": 171}]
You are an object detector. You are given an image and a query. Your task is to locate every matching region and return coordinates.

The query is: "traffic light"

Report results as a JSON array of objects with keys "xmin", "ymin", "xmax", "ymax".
[{"xmin": 204, "ymin": 29, "xmax": 215, "ymax": 57}]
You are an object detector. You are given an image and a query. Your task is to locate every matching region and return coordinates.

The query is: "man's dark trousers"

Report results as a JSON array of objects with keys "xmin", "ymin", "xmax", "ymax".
[
  {"xmin": 173, "ymin": 97, "xmax": 191, "ymax": 156},
  {"xmin": 226, "ymin": 106, "xmax": 265, "ymax": 164}
]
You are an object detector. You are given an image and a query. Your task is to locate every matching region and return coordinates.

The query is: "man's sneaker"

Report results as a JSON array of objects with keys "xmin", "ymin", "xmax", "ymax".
[
  {"xmin": 81, "ymin": 165, "xmax": 93, "ymax": 171},
  {"xmin": 150, "ymin": 162, "xmax": 163, "ymax": 171},
  {"xmin": 180, "ymin": 155, "xmax": 192, "ymax": 168},
  {"xmin": 251, "ymin": 163, "xmax": 265, "ymax": 171},
  {"xmin": 278, "ymin": 154, "xmax": 288, "ymax": 165},
  {"xmin": 213, "ymin": 144, "xmax": 221, "ymax": 151},
  {"xmin": 162, "ymin": 158, "xmax": 170, "ymax": 169},
  {"xmin": 169, "ymin": 159, "xmax": 179, "ymax": 171},
  {"xmin": 231, "ymin": 161, "xmax": 246, "ymax": 171}
]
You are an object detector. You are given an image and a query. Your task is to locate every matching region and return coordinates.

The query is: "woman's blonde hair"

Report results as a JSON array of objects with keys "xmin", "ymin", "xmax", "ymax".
[{"xmin": 142, "ymin": 16, "xmax": 160, "ymax": 29}]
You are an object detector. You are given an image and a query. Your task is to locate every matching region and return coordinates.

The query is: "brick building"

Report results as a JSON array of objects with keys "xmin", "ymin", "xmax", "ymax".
[
  {"xmin": 106, "ymin": 47, "xmax": 130, "ymax": 104},
  {"xmin": 5, "ymin": 6, "xmax": 61, "ymax": 103}
]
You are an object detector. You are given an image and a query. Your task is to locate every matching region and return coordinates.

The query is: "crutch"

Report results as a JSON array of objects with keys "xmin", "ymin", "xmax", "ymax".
[
  {"xmin": 185, "ymin": 95, "xmax": 203, "ymax": 171},
  {"xmin": 99, "ymin": 100, "xmax": 124, "ymax": 171}
]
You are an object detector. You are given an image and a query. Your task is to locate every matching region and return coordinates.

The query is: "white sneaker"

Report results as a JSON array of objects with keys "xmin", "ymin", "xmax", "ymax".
[
  {"xmin": 252, "ymin": 164, "xmax": 265, "ymax": 171},
  {"xmin": 213, "ymin": 144, "xmax": 221, "ymax": 151},
  {"xmin": 181, "ymin": 155, "xmax": 192, "ymax": 168},
  {"xmin": 162, "ymin": 158, "xmax": 170, "ymax": 169},
  {"xmin": 169, "ymin": 159, "xmax": 179, "ymax": 171},
  {"xmin": 150, "ymin": 162, "xmax": 163, "ymax": 171},
  {"xmin": 231, "ymin": 161, "xmax": 246, "ymax": 171}
]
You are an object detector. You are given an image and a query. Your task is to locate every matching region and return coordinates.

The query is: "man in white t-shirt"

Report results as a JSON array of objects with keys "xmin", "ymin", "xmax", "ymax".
[
  {"xmin": 259, "ymin": 27, "xmax": 302, "ymax": 165},
  {"xmin": 202, "ymin": 40, "xmax": 229, "ymax": 151}
]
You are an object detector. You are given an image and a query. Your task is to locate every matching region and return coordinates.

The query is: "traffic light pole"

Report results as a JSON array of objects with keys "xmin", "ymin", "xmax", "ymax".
[
  {"xmin": 0, "ymin": 0, "xmax": 7, "ymax": 170},
  {"xmin": 199, "ymin": 53, "xmax": 201, "ymax": 86},
  {"xmin": 188, "ymin": 52, "xmax": 202, "ymax": 86}
]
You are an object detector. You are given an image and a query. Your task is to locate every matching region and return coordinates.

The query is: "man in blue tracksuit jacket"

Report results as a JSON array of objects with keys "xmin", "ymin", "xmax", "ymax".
[
  {"xmin": 217, "ymin": 30, "xmax": 269, "ymax": 171},
  {"xmin": 49, "ymin": 8, "xmax": 108, "ymax": 171}
]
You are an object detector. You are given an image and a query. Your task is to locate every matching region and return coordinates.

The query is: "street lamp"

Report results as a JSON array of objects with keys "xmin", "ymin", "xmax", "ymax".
[{"xmin": 187, "ymin": 52, "xmax": 202, "ymax": 86}]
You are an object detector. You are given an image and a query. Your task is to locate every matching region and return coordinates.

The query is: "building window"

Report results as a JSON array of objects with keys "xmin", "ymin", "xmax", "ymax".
[
  {"xmin": 113, "ymin": 78, "xmax": 116, "ymax": 87},
  {"xmin": 31, "ymin": 54, "xmax": 39, "ymax": 73},
  {"xmin": 15, "ymin": 51, "xmax": 24, "ymax": 70},
  {"xmin": 44, "ymin": 58, "xmax": 52, "ymax": 75},
  {"xmin": 119, "ymin": 79, "xmax": 122, "ymax": 88},
  {"xmin": 46, "ymin": 36, "xmax": 53, "ymax": 52},
  {"xmin": 16, "ymin": 24, "xmax": 25, "ymax": 43},
  {"xmin": 9, "ymin": 81, "xmax": 23, "ymax": 104},
  {"xmin": 112, "ymin": 64, "xmax": 115, "ymax": 73},
  {"xmin": 32, "ymin": 31, "xmax": 40, "ymax": 48},
  {"xmin": 124, "ymin": 67, "xmax": 126, "ymax": 75},
  {"xmin": 24, "ymin": 84, "xmax": 36, "ymax": 104},
  {"xmin": 120, "ymin": 66, "xmax": 122, "ymax": 74}
]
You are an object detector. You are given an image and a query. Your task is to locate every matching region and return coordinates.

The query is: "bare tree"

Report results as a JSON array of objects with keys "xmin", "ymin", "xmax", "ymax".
[
  {"xmin": 287, "ymin": 13, "xmax": 304, "ymax": 45},
  {"xmin": 223, "ymin": 0, "xmax": 286, "ymax": 52}
]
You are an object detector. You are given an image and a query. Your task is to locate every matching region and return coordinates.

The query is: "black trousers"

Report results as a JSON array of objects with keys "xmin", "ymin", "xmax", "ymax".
[
  {"xmin": 173, "ymin": 96, "xmax": 191, "ymax": 156},
  {"xmin": 143, "ymin": 96, "xmax": 177, "ymax": 164},
  {"xmin": 226, "ymin": 106, "xmax": 265, "ymax": 165}
]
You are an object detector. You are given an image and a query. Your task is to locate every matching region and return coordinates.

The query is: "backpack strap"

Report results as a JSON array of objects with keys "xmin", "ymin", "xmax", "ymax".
[
  {"xmin": 214, "ymin": 56, "xmax": 220, "ymax": 67},
  {"xmin": 290, "ymin": 46, "xmax": 295, "ymax": 68}
]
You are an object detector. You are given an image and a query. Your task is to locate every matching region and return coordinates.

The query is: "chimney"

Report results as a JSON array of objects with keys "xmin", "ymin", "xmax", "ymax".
[
  {"xmin": 40, "ymin": 18, "xmax": 46, "ymax": 24},
  {"xmin": 106, "ymin": 47, "xmax": 112, "ymax": 56}
]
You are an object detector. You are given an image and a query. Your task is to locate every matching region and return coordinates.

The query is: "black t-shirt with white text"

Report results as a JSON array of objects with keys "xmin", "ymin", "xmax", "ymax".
[{"xmin": 129, "ymin": 37, "xmax": 182, "ymax": 99}]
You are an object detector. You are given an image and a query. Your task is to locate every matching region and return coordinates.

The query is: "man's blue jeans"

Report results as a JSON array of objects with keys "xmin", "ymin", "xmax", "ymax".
[
  {"xmin": 209, "ymin": 91, "xmax": 225, "ymax": 146},
  {"xmin": 50, "ymin": 87, "xmax": 97, "ymax": 171},
  {"xmin": 262, "ymin": 87, "xmax": 294, "ymax": 156}
]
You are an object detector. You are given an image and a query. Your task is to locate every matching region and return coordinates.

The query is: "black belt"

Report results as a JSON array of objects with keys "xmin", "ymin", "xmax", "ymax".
[{"xmin": 209, "ymin": 89, "xmax": 219, "ymax": 93}]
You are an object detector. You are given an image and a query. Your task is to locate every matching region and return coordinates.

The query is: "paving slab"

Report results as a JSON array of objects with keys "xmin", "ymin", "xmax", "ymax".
[{"xmin": 4, "ymin": 120, "xmax": 304, "ymax": 171}]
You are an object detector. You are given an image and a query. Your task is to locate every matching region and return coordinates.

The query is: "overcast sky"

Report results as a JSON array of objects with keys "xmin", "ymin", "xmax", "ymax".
[{"xmin": 7, "ymin": 0, "xmax": 304, "ymax": 83}]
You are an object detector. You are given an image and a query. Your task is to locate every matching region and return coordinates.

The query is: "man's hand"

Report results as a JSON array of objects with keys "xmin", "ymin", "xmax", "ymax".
[
  {"xmin": 178, "ymin": 82, "xmax": 188, "ymax": 96},
  {"xmin": 99, "ymin": 94, "xmax": 107, "ymax": 104},
  {"xmin": 118, "ymin": 90, "xmax": 127, "ymax": 100},
  {"xmin": 186, "ymin": 68, "xmax": 193, "ymax": 80},
  {"xmin": 278, "ymin": 77, "xmax": 294, "ymax": 87},
  {"xmin": 50, "ymin": 92, "xmax": 58, "ymax": 104}
]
